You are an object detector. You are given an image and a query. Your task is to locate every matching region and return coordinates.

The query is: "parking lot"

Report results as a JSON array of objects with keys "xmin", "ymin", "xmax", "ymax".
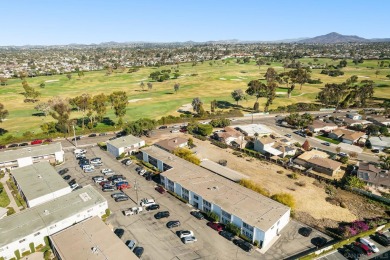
[{"xmin": 56, "ymin": 146, "xmax": 262, "ymax": 259}]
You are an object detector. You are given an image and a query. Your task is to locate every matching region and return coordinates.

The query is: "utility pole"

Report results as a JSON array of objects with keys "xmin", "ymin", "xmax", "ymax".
[
  {"xmin": 134, "ymin": 180, "xmax": 139, "ymax": 205},
  {"xmin": 72, "ymin": 124, "xmax": 77, "ymax": 147}
]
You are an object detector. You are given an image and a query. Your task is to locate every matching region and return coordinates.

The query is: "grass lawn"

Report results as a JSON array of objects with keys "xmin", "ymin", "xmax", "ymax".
[
  {"xmin": 0, "ymin": 183, "xmax": 10, "ymax": 207},
  {"xmin": 0, "ymin": 58, "xmax": 389, "ymax": 142},
  {"xmin": 315, "ymin": 135, "xmax": 341, "ymax": 144}
]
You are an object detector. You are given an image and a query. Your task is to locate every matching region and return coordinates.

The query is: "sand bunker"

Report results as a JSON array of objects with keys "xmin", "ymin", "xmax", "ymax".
[
  {"xmin": 219, "ymin": 78, "xmax": 226, "ymax": 80},
  {"xmin": 230, "ymin": 79, "xmax": 242, "ymax": 81},
  {"xmin": 128, "ymin": 98, "xmax": 152, "ymax": 103},
  {"xmin": 45, "ymin": 80, "xmax": 59, "ymax": 83}
]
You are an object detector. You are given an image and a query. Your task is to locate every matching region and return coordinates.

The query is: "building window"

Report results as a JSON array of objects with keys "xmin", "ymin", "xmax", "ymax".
[
  {"xmin": 277, "ymin": 220, "xmax": 280, "ymax": 226},
  {"xmin": 243, "ymin": 222, "xmax": 253, "ymax": 232},
  {"xmin": 182, "ymin": 187, "xmax": 189, "ymax": 195},
  {"xmin": 193, "ymin": 195, "xmax": 199, "ymax": 200},
  {"xmin": 34, "ymin": 232, "xmax": 40, "ymax": 236},
  {"xmin": 222, "ymin": 211, "xmax": 231, "ymax": 218},
  {"xmin": 203, "ymin": 200, "xmax": 211, "ymax": 207},
  {"xmin": 19, "ymin": 239, "xmax": 26, "ymax": 243}
]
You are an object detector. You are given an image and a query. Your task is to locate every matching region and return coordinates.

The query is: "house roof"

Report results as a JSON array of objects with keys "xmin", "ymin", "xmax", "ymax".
[
  {"xmin": 0, "ymin": 143, "xmax": 62, "ymax": 163},
  {"xmin": 369, "ymin": 136, "xmax": 390, "ymax": 148},
  {"xmin": 0, "ymin": 185, "xmax": 107, "ymax": 248},
  {"xmin": 331, "ymin": 128, "xmax": 364, "ymax": 141},
  {"xmin": 107, "ymin": 135, "xmax": 144, "ymax": 149},
  {"xmin": 154, "ymin": 137, "xmax": 188, "ymax": 152},
  {"xmin": 235, "ymin": 124, "xmax": 273, "ymax": 136},
  {"xmin": 11, "ymin": 162, "xmax": 70, "ymax": 201},
  {"xmin": 297, "ymin": 150, "xmax": 329, "ymax": 161},
  {"xmin": 310, "ymin": 120, "xmax": 337, "ymax": 129},
  {"xmin": 307, "ymin": 157, "xmax": 342, "ymax": 171},
  {"xmin": 257, "ymin": 136, "xmax": 275, "ymax": 145},
  {"xmin": 215, "ymin": 127, "xmax": 242, "ymax": 140},
  {"xmin": 358, "ymin": 162, "xmax": 380, "ymax": 174},
  {"xmin": 142, "ymin": 146, "xmax": 290, "ymax": 232},
  {"xmin": 50, "ymin": 217, "xmax": 138, "ymax": 260}
]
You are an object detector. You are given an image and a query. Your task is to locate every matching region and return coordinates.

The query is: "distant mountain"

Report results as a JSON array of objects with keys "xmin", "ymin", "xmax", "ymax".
[{"xmin": 299, "ymin": 32, "xmax": 370, "ymax": 43}]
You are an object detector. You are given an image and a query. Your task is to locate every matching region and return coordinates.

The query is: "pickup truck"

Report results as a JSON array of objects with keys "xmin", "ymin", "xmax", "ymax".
[{"xmin": 124, "ymin": 207, "xmax": 143, "ymax": 216}]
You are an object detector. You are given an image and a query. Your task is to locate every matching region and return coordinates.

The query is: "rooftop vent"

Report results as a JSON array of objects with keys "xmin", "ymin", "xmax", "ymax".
[
  {"xmin": 43, "ymin": 209, "xmax": 50, "ymax": 215},
  {"xmin": 91, "ymin": 247, "xmax": 98, "ymax": 254},
  {"xmin": 37, "ymin": 175, "xmax": 42, "ymax": 179}
]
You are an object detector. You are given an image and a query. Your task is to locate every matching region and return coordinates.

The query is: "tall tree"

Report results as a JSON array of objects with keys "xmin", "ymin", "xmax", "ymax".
[
  {"xmin": 0, "ymin": 103, "xmax": 9, "ymax": 122},
  {"xmin": 245, "ymin": 80, "xmax": 276, "ymax": 112},
  {"xmin": 140, "ymin": 81, "xmax": 145, "ymax": 91},
  {"xmin": 174, "ymin": 83, "xmax": 180, "ymax": 93},
  {"xmin": 34, "ymin": 102, "xmax": 51, "ymax": 117},
  {"xmin": 147, "ymin": 82, "xmax": 153, "ymax": 90},
  {"xmin": 231, "ymin": 89, "xmax": 246, "ymax": 105},
  {"xmin": 289, "ymin": 68, "xmax": 311, "ymax": 90},
  {"xmin": 191, "ymin": 97, "xmax": 204, "ymax": 115},
  {"xmin": 71, "ymin": 94, "xmax": 92, "ymax": 129},
  {"xmin": 357, "ymin": 80, "xmax": 374, "ymax": 107},
  {"xmin": 109, "ymin": 91, "xmax": 128, "ymax": 126},
  {"xmin": 264, "ymin": 67, "xmax": 278, "ymax": 83},
  {"xmin": 92, "ymin": 93, "xmax": 108, "ymax": 122},
  {"xmin": 49, "ymin": 98, "xmax": 71, "ymax": 133}
]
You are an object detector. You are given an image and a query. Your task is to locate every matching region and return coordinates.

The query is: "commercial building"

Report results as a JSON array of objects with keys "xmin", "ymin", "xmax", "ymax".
[
  {"xmin": 106, "ymin": 135, "xmax": 145, "ymax": 157},
  {"xmin": 0, "ymin": 143, "xmax": 64, "ymax": 171},
  {"xmin": 0, "ymin": 185, "xmax": 108, "ymax": 260},
  {"xmin": 154, "ymin": 137, "xmax": 188, "ymax": 153},
  {"xmin": 294, "ymin": 150, "xmax": 342, "ymax": 177},
  {"xmin": 141, "ymin": 146, "xmax": 290, "ymax": 249},
  {"xmin": 50, "ymin": 216, "xmax": 138, "ymax": 260},
  {"xmin": 11, "ymin": 162, "xmax": 72, "ymax": 207}
]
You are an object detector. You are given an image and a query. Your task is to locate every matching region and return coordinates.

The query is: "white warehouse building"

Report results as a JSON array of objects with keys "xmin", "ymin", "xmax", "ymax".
[
  {"xmin": 11, "ymin": 162, "xmax": 72, "ymax": 208},
  {"xmin": 141, "ymin": 146, "xmax": 290, "ymax": 249},
  {"xmin": 0, "ymin": 143, "xmax": 64, "ymax": 171},
  {"xmin": 106, "ymin": 135, "xmax": 145, "ymax": 157},
  {"xmin": 0, "ymin": 185, "xmax": 108, "ymax": 260}
]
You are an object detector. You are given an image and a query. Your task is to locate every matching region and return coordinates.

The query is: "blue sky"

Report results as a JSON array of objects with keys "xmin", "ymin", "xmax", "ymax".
[{"xmin": 2, "ymin": 0, "xmax": 389, "ymax": 45}]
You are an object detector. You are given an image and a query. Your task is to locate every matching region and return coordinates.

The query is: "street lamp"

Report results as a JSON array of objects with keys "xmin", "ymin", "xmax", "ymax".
[{"xmin": 72, "ymin": 124, "xmax": 77, "ymax": 147}]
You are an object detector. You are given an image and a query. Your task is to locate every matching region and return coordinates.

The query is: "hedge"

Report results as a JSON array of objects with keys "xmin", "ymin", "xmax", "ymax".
[
  {"xmin": 193, "ymin": 134, "xmax": 207, "ymax": 141},
  {"xmin": 14, "ymin": 250, "xmax": 20, "ymax": 260},
  {"xmin": 29, "ymin": 242, "xmax": 35, "ymax": 253},
  {"xmin": 211, "ymin": 140, "xmax": 228, "ymax": 149}
]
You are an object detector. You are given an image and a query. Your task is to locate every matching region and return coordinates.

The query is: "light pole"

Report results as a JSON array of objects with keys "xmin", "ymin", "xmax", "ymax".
[
  {"xmin": 72, "ymin": 124, "xmax": 77, "ymax": 147},
  {"xmin": 134, "ymin": 180, "xmax": 139, "ymax": 205}
]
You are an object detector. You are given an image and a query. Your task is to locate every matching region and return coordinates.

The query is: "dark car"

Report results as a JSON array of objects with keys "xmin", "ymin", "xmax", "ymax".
[
  {"xmin": 58, "ymin": 168, "xmax": 69, "ymax": 175},
  {"xmin": 312, "ymin": 236, "xmax": 328, "ymax": 248},
  {"xmin": 133, "ymin": 247, "xmax": 144, "ymax": 258},
  {"xmin": 44, "ymin": 138, "xmax": 53, "ymax": 143},
  {"xmin": 146, "ymin": 204, "xmax": 160, "ymax": 211},
  {"xmin": 299, "ymin": 227, "xmax": 313, "ymax": 237},
  {"xmin": 167, "ymin": 220, "xmax": 181, "ymax": 229},
  {"xmin": 345, "ymin": 243, "xmax": 363, "ymax": 257},
  {"xmin": 219, "ymin": 230, "xmax": 235, "ymax": 241},
  {"xmin": 68, "ymin": 179, "xmax": 76, "ymax": 186},
  {"xmin": 322, "ymin": 142, "xmax": 330, "ymax": 146},
  {"xmin": 190, "ymin": 211, "xmax": 204, "ymax": 220},
  {"xmin": 63, "ymin": 175, "xmax": 71, "ymax": 180},
  {"xmin": 115, "ymin": 196, "xmax": 129, "ymax": 202},
  {"xmin": 114, "ymin": 228, "xmax": 124, "ymax": 239},
  {"xmin": 154, "ymin": 211, "xmax": 170, "ymax": 219},
  {"xmin": 88, "ymin": 133, "xmax": 97, "ymax": 137},
  {"xmin": 72, "ymin": 136, "xmax": 81, "ymax": 141},
  {"xmin": 155, "ymin": 186, "xmax": 166, "ymax": 194},
  {"xmin": 233, "ymin": 239, "xmax": 253, "ymax": 252},
  {"xmin": 159, "ymin": 125, "xmax": 168, "ymax": 129},
  {"xmin": 0, "ymin": 145, "xmax": 5, "ymax": 149},
  {"xmin": 372, "ymin": 149, "xmax": 380, "ymax": 154},
  {"xmin": 372, "ymin": 234, "xmax": 390, "ymax": 246},
  {"xmin": 8, "ymin": 143, "xmax": 18, "ymax": 148},
  {"xmin": 99, "ymin": 132, "xmax": 107, "ymax": 136},
  {"xmin": 339, "ymin": 247, "xmax": 359, "ymax": 260},
  {"xmin": 19, "ymin": 142, "xmax": 28, "ymax": 146}
]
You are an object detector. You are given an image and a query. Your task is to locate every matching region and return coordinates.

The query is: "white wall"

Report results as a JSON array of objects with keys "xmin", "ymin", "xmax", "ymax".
[
  {"xmin": 262, "ymin": 209, "xmax": 290, "ymax": 248},
  {"xmin": 54, "ymin": 151, "xmax": 64, "ymax": 163},
  {"xmin": 28, "ymin": 187, "xmax": 72, "ymax": 208},
  {"xmin": 0, "ymin": 201, "xmax": 108, "ymax": 260},
  {"xmin": 17, "ymin": 157, "xmax": 33, "ymax": 168}
]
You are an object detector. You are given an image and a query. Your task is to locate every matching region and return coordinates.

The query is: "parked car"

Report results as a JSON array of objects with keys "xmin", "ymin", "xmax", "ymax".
[
  {"xmin": 359, "ymin": 237, "xmax": 379, "ymax": 253},
  {"xmin": 133, "ymin": 246, "xmax": 144, "ymax": 258},
  {"xmin": 76, "ymin": 154, "xmax": 86, "ymax": 159},
  {"xmin": 146, "ymin": 204, "xmax": 160, "ymax": 211},
  {"xmin": 166, "ymin": 220, "xmax": 181, "ymax": 229},
  {"xmin": 372, "ymin": 149, "xmax": 380, "ymax": 154},
  {"xmin": 44, "ymin": 138, "xmax": 52, "ymax": 143},
  {"xmin": 170, "ymin": 129, "xmax": 179, "ymax": 133},
  {"xmin": 94, "ymin": 177, "xmax": 106, "ymax": 183},
  {"xmin": 122, "ymin": 159, "xmax": 132, "ymax": 166},
  {"xmin": 111, "ymin": 192, "xmax": 127, "ymax": 199},
  {"xmin": 233, "ymin": 239, "xmax": 253, "ymax": 252},
  {"xmin": 354, "ymin": 242, "xmax": 372, "ymax": 255},
  {"xmin": 372, "ymin": 233, "xmax": 390, "ymax": 246},
  {"xmin": 72, "ymin": 136, "xmax": 81, "ymax": 141},
  {"xmin": 74, "ymin": 149, "xmax": 86, "ymax": 154},
  {"xmin": 190, "ymin": 211, "xmax": 204, "ymax": 220},
  {"xmin": 115, "ymin": 196, "xmax": 129, "ymax": 202},
  {"xmin": 8, "ymin": 143, "xmax": 18, "ymax": 148},
  {"xmin": 0, "ymin": 145, "xmax": 5, "ymax": 149},
  {"xmin": 345, "ymin": 243, "xmax": 363, "ymax": 257},
  {"xmin": 63, "ymin": 175, "xmax": 71, "ymax": 180},
  {"xmin": 69, "ymin": 179, "xmax": 76, "ymax": 186},
  {"xmin": 219, "ymin": 230, "xmax": 235, "ymax": 241},
  {"xmin": 116, "ymin": 182, "xmax": 131, "ymax": 190},
  {"xmin": 101, "ymin": 168, "xmax": 113, "ymax": 174},
  {"xmin": 31, "ymin": 139, "xmax": 43, "ymax": 145},
  {"xmin": 155, "ymin": 186, "xmax": 166, "ymax": 194},
  {"xmin": 285, "ymin": 134, "xmax": 292, "ymax": 138},
  {"xmin": 154, "ymin": 211, "xmax": 170, "ymax": 219},
  {"xmin": 88, "ymin": 133, "xmax": 97, "ymax": 137},
  {"xmin": 126, "ymin": 240, "xmax": 136, "ymax": 250},
  {"xmin": 58, "ymin": 168, "xmax": 69, "ymax": 175},
  {"xmin": 159, "ymin": 125, "xmax": 168, "ymax": 129},
  {"xmin": 339, "ymin": 247, "xmax": 359, "ymax": 260},
  {"xmin": 140, "ymin": 198, "xmax": 155, "ymax": 207},
  {"xmin": 98, "ymin": 132, "xmax": 107, "ymax": 136},
  {"xmin": 181, "ymin": 236, "xmax": 197, "ymax": 244},
  {"xmin": 108, "ymin": 174, "xmax": 124, "ymax": 180},
  {"xmin": 114, "ymin": 228, "xmax": 124, "ymax": 238},
  {"xmin": 84, "ymin": 168, "xmax": 94, "ymax": 173},
  {"xmin": 338, "ymin": 152, "xmax": 348, "ymax": 157},
  {"xmin": 102, "ymin": 186, "xmax": 115, "ymax": 192},
  {"xmin": 179, "ymin": 230, "xmax": 194, "ymax": 239},
  {"xmin": 19, "ymin": 143, "xmax": 28, "ymax": 146},
  {"xmin": 207, "ymin": 222, "xmax": 224, "ymax": 232},
  {"xmin": 138, "ymin": 169, "xmax": 147, "ymax": 176},
  {"xmin": 70, "ymin": 183, "xmax": 79, "ymax": 190},
  {"xmin": 91, "ymin": 157, "xmax": 102, "ymax": 164},
  {"xmin": 299, "ymin": 227, "xmax": 313, "ymax": 237},
  {"xmin": 313, "ymin": 236, "xmax": 328, "ymax": 248},
  {"xmin": 322, "ymin": 142, "xmax": 330, "ymax": 146}
]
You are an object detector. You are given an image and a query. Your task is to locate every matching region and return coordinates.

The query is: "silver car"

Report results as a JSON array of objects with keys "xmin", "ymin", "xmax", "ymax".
[{"xmin": 181, "ymin": 236, "xmax": 197, "ymax": 244}]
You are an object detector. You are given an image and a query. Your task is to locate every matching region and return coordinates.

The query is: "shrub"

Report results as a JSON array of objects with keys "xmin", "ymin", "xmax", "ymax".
[
  {"xmin": 225, "ymin": 222, "xmax": 241, "ymax": 236},
  {"xmin": 43, "ymin": 249, "xmax": 51, "ymax": 260},
  {"xmin": 97, "ymin": 142, "xmax": 107, "ymax": 150},
  {"xmin": 288, "ymin": 173, "xmax": 298, "ymax": 179},
  {"xmin": 209, "ymin": 118, "xmax": 231, "ymax": 127},
  {"xmin": 211, "ymin": 140, "xmax": 228, "ymax": 149},
  {"xmin": 22, "ymin": 251, "xmax": 30, "ymax": 257},
  {"xmin": 277, "ymin": 170, "xmax": 284, "ymax": 174},
  {"xmin": 29, "ymin": 242, "xmax": 35, "ymax": 253},
  {"xmin": 254, "ymin": 240, "xmax": 260, "ymax": 247},
  {"xmin": 239, "ymin": 179, "xmax": 270, "ymax": 197},
  {"xmin": 340, "ymin": 201, "xmax": 347, "ymax": 208},
  {"xmin": 193, "ymin": 134, "xmax": 206, "ymax": 141},
  {"xmin": 14, "ymin": 250, "xmax": 20, "ymax": 260},
  {"xmin": 105, "ymin": 208, "xmax": 111, "ymax": 217},
  {"xmin": 206, "ymin": 211, "xmax": 220, "ymax": 222},
  {"xmin": 271, "ymin": 193, "xmax": 296, "ymax": 209},
  {"xmin": 173, "ymin": 148, "xmax": 201, "ymax": 165},
  {"xmin": 197, "ymin": 124, "xmax": 213, "ymax": 136},
  {"xmin": 239, "ymin": 233, "xmax": 252, "ymax": 243},
  {"xmin": 7, "ymin": 207, "xmax": 15, "ymax": 216}
]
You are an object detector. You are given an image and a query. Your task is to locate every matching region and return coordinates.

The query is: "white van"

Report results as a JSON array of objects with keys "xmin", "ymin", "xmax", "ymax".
[
  {"xmin": 140, "ymin": 198, "xmax": 155, "ymax": 207},
  {"xmin": 359, "ymin": 237, "xmax": 379, "ymax": 253},
  {"xmin": 82, "ymin": 165, "xmax": 94, "ymax": 170}
]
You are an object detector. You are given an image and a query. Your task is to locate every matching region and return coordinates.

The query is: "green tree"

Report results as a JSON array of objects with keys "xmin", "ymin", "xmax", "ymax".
[
  {"xmin": 245, "ymin": 80, "xmax": 268, "ymax": 111},
  {"xmin": 0, "ymin": 103, "xmax": 9, "ymax": 122},
  {"xmin": 92, "ymin": 93, "xmax": 108, "ymax": 122},
  {"xmin": 191, "ymin": 97, "xmax": 203, "ymax": 115},
  {"xmin": 289, "ymin": 68, "xmax": 311, "ymax": 90},
  {"xmin": 109, "ymin": 91, "xmax": 128, "ymax": 126},
  {"xmin": 66, "ymin": 73, "xmax": 72, "ymax": 80},
  {"xmin": 70, "ymin": 94, "xmax": 92, "ymax": 129},
  {"xmin": 40, "ymin": 122, "xmax": 57, "ymax": 135},
  {"xmin": 197, "ymin": 124, "xmax": 213, "ymax": 136},
  {"xmin": 174, "ymin": 83, "xmax": 180, "ymax": 93},
  {"xmin": 264, "ymin": 67, "xmax": 278, "ymax": 83},
  {"xmin": 231, "ymin": 89, "xmax": 246, "ymax": 105},
  {"xmin": 123, "ymin": 118, "xmax": 157, "ymax": 136},
  {"xmin": 49, "ymin": 98, "xmax": 71, "ymax": 133},
  {"xmin": 345, "ymin": 175, "xmax": 365, "ymax": 189},
  {"xmin": 379, "ymin": 155, "xmax": 390, "ymax": 170},
  {"xmin": 380, "ymin": 100, "xmax": 390, "ymax": 116}
]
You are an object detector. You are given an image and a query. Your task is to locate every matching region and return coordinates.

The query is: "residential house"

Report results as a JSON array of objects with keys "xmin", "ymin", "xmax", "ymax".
[
  {"xmin": 343, "ymin": 118, "xmax": 372, "ymax": 127},
  {"xmin": 357, "ymin": 162, "xmax": 390, "ymax": 191},
  {"xmin": 154, "ymin": 137, "xmax": 188, "ymax": 153},
  {"xmin": 368, "ymin": 136, "xmax": 390, "ymax": 151},
  {"xmin": 346, "ymin": 113, "xmax": 362, "ymax": 120},
  {"xmin": 235, "ymin": 124, "xmax": 273, "ymax": 137},
  {"xmin": 214, "ymin": 127, "xmax": 244, "ymax": 145},
  {"xmin": 367, "ymin": 116, "xmax": 390, "ymax": 127},
  {"xmin": 106, "ymin": 135, "xmax": 145, "ymax": 157},
  {"xmin": 294, "ymin": 150, "xmax": 342, "ymax": 176},
  {"xmin": 308, "ymin": 120, "xmax": 338, "ymax": 133},
  {"xmin": 328, "ymin": 129, "xmax": 365, "ymax": 145},
  {"xmin": 254, "ymin": 136, "xmax": 296, "ymax": 158}
]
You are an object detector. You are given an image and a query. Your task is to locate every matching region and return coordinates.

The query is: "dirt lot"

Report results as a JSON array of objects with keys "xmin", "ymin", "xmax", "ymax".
[{"xmin": 145, "ymin": 132, "xmax": 387, "ymax": 230}]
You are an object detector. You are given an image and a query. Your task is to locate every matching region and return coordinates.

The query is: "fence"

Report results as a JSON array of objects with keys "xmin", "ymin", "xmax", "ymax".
[{"xmin": 349, "ymin": 187, "xmax": 390, "ymax": 205}]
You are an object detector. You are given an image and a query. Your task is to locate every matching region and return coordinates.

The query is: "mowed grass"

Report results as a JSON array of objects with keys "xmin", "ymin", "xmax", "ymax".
[{"xmin": 0, "ymin": 58, "xmax": 389, "ymax": 139}]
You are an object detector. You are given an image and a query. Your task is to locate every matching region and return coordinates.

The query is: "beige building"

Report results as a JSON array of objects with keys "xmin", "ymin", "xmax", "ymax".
[
  {"xmin": 294, "ymin": 150, "xmax": 342, "ymax": 176},
  {"xmin": 154, "ymin": 137, "xmax": 188, "ymax": 152}
]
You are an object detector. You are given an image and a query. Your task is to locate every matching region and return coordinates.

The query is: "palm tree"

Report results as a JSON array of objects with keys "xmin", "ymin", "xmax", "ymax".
[{"xmin": 379, "ymin": 155, "xmax": 390, "ymax": 170}]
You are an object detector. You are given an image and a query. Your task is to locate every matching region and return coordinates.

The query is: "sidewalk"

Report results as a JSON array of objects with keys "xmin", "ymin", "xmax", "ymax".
[{"xmin": 0, "ymin": 172, "xmax": 22, "ymax": 213}]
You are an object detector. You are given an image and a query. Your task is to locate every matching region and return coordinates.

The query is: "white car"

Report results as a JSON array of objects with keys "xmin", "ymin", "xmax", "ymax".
[
  {"xmin": 359, "ymin": 238, "xmax": 379, "ymax": 253},
  {"xmin": 179, "ymin": 230, "xmax": 194, "ymax": 239},
  {"xmin": 140, "ymin": 198, "xmax": 155, "ymax": 207},
  {"xmin": 70, "ymin": 183, "xmax": 79, "ymax": 190},
  {"xmin": 170, "ymin": 129, "xmax": 179, "ymax": 133},
  {"xmin": 104, "ymin": 171, "xmax": 115, "ymax": 176},
  {"xmin": 139, "ymin": 169, "xmax": 147, "ymax": 176},
  {"xmin": 182, "ymin": 236, "xmax": 197, "ymax": 244},
  {"xmin": 94, "ymin": 178, "xmax": 107, "ymax": 184},
  {"xmin": 74, "ymin": 149, "xmax": 86, "ymax": 154},
  {"xmin": 101, "ymin": 168, "xmax": 113, "ymax": 174},
  {"xmin": 84, "ymin": 168, "xmax": 94, "ymax": 173}
]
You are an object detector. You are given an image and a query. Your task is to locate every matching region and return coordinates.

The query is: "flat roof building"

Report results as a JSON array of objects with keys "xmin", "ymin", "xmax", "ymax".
[
  {"xmin": 0, "ymin": 185, "xmax": 108, "ymax": 260},
  {"xmin": 0, "ymin": 143, "xmax": 64, "ymax": 170},
  {"xmin": 141, "ymin": 146, "xmax": 290, "ymax": 250},
  {"xmin": 106, "ymin": 135, "xmax": 145, "ymax": 157},
  {"xmin": 11, "ymin": 162, "xmax": 72, "ymax": 207},
  {"xmin": 154, "ymin": 137, "xmax": 188, "ymax": 152},
  {"xmin": 235, "ymin": 124, "xmax": 273, "ymax": 137},
  {"xmin": 50, "ymin": 216, "xmax": 138, "ymax": 260}
]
